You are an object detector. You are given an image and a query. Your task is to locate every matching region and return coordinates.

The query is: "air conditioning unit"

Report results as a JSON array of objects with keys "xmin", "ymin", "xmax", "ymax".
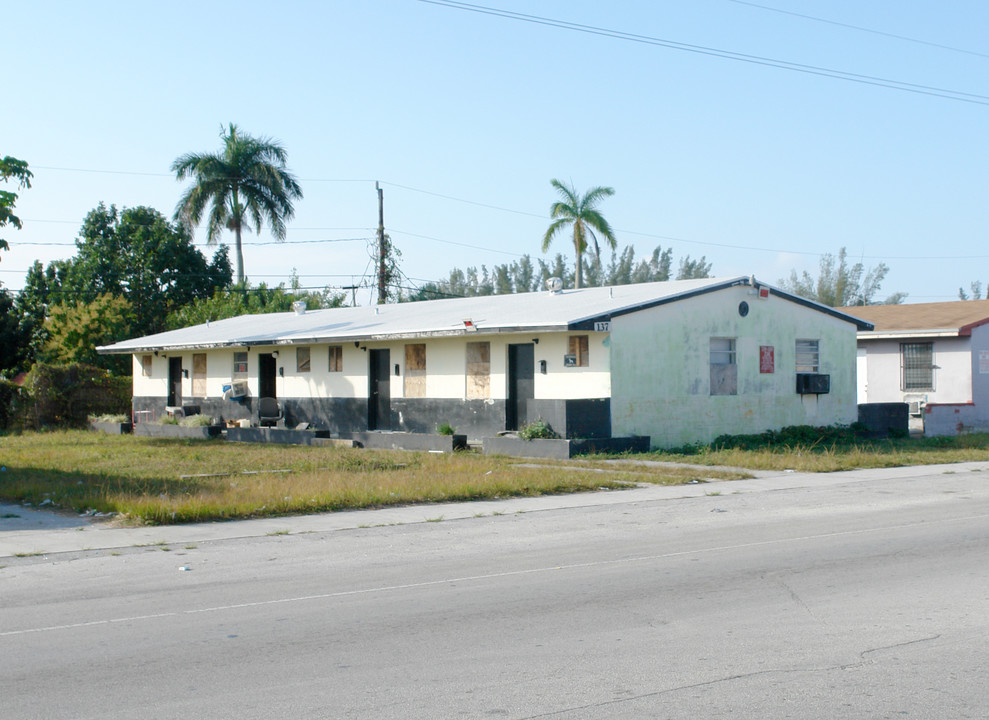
[
  {"xmin": 796, "ymin": 373, "xmax": 830, "ymax": 395},
  {"xmin": 904, "ymin": 394, "xmax": 927, "ymax": 416},
  {"xmin": 222, "ymin": 380, "xmax": 249, "ymax": 400}
]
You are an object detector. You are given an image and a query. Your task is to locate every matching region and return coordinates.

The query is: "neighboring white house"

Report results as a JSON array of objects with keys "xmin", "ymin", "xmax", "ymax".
[
  {"xmin": 840, "ymin": 299, "xmax": 989, "ymax": 436},
  {"xmin": 98, "ymin": 276, "xmax": 871, "ymax": 448}
]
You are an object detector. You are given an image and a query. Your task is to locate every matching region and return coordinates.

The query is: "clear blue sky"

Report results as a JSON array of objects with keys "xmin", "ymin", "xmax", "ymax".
[{"xmin": 4, "ymin": 1, "xmax": 987, "ymax": 304}]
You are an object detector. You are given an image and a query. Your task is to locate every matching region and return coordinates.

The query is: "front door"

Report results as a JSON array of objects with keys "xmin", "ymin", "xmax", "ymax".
[
  {"xmin": 507, "ymin": 343, "xmax": 534, "ymax": 431},
  {"xmin": 259, "ymin": 353, "xmax": 277, "ymax": 399},
  {"xmin": 167, "ymin": 357, "xmax": 182, "ymax": 407},
  {"xmin": 368, "ymin": 349, "xmax": 391, "ymax": 430}
]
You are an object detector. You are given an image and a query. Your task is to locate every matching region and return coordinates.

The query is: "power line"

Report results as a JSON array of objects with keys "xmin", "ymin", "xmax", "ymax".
[
  {"xmin": 723, "ymin": 0, "xmax": 989, "ymax": 61},
  {"xmin": 419, "ymin": 0, "xmax": 989, "ymax": 106},
  {"xmin": 14, "ymin": 165, "xmax": 989, "ymax": 263}
]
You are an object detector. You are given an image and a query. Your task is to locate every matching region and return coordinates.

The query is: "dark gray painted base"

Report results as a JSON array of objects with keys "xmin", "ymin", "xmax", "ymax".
[
  {"xmin": 133, "ymin": 396, "xmax": 255, "ymax": 424},
  {"xmin": 482, "ymin": 436, "xmax": 650, "ymax": 459},
  {"xmin": 132, "ymin": 396, "xmax": 613, "ymax": 442},
  {"xmin": 342, "ymin": 432, "xmax": 467, "ymax": 452},
  {"xmin": 226, "ymin": 427, "xmax": 330, "ymax": 445},
  {"xmin": 133, "ymin": 424, "xmax": 222, "ymax": 439},
  {"xmin": 89, "ymin": 421, "xmax": 133, "ymax": 435}
]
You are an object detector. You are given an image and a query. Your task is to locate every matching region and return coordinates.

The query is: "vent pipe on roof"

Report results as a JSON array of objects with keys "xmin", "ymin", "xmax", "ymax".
[{"xmin": 292, "ymin": 301, "xmax": 306, "ymax": 315}]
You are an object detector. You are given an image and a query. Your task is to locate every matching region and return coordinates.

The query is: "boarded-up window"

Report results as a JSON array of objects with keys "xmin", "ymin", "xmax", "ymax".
[
  {"xmin": 297, "ymin": 346, "xmax": 311, "ymax": 373},
  {"xmin": 405, "ymin": 343, "xmax": 426, "ymax": 398},
  {"xmin": 328, "ymin": 345, "xmax": 343, "ymax": 372},
  {"xmin": 568, "ymin": 335, "xmax": 589, "ymax": 367},
  {"xmin": 141, "ymin": 354, "xmax": 152, "ymax": 377},
  {"xmin": 192, "ymin": 353, "xmax": 207, "ymax": 396},
  {"xmin": 710, "ymin": 338, "xmax": 737, "ymax": 396},
  {"xmin": 233, "ymin": 351, "xmax": 248, "ymax": 379},
  {"xmin": 466, "ymin": 341, "xmax": 490, "ymax": 399}
]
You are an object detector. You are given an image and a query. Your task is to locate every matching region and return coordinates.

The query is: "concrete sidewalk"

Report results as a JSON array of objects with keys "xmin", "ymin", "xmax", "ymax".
[{"xmin": 3, "ymin": 460, "xmax": 987, "ymax": 559}]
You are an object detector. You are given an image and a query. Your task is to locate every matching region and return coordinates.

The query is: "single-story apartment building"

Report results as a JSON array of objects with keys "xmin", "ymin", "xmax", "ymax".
[
  {"xmin": 840, "ymin": 299, "xmax": 989, "ymax": 436},
  {"xmin": 98, "ymin": 276, "xmax": 872, "ymax": 448}
]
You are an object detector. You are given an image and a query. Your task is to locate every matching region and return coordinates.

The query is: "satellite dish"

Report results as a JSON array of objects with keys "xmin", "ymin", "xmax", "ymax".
[{"xmin": 545, "ymin": 277, "xmax": 564, "ymax": 293}]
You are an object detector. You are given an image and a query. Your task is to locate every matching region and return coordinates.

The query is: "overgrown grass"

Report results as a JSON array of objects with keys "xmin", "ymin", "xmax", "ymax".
[
  {"xmin": 0, "ymin": 430, "xmax": 728, "ymax": 525},
  {"xmin": 647, "ymin": 427, "xmax": 989, "ymax": 472}
]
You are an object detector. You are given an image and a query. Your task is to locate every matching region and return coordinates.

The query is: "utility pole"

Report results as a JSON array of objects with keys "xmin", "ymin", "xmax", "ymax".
[
  {"xmin": 376, "ymin": 182, "xmax": 387, "ymax": 304},
  {"xmin": 341, "ymin": 284, "xmax": 359, "ymax": 307}
]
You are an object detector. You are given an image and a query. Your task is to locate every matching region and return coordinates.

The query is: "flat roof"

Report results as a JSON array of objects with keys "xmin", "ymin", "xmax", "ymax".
[{"xmin": 99, "ymin": 276, "xmax": 871, "ymax": 354}]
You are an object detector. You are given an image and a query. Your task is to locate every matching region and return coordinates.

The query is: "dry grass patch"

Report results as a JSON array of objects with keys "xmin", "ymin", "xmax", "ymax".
[{"xmin": 0, "ymin": 430, "xmax": 704, "ymax": 525}]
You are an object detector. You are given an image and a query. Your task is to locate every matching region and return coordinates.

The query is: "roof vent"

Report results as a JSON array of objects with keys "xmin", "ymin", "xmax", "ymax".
[
  {"xmin": 545, "ymin": 277, "xmax": 563, "ymax": 294},
  {"xmin": 292, "ymin": 301, "xmax": 306, "ymax": 315}
]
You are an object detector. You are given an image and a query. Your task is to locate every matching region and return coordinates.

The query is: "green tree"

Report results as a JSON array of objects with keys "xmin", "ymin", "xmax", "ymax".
[
  {"xmin": 0, "ymin": 288, "xmax": 28, "ymax": 376},
  {"xmin": 68, "ymin": 203, "xmax": 232, "ymax": 335},
  {"xmin": 779, "ymin": 247, "xmax": 906, "ymax": 306},
  {"xmin": 165, "ymin": 281, "xmax": 346, "ymax": 330},
  {"xmin": 958, "ymin": 282, "xmax": 985, "ymax": 300},
  {"xmin": 542, "ymin": 179, "xmax": 617, "ymax": 289},
  {"xmin": 42, "ymin": 294, "xmax": 134, "ymax": 374},
  {"xmin": 9, "ymin": 260, "xmax": 71, "ymax": 373},
  {"xmin": 1, "ymin": 155, "xmax": 33, "ymax": 264},
  {"xmin": 676, "ymin": 255, "xmax": 712, "ymax": 280},
  {"xmin": 172, "ymin": 123, "xmax": 303, "ymax": 285}
]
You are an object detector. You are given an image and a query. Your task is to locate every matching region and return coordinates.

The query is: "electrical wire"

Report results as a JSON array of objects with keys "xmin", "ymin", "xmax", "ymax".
[
  {"xmin": 419, "ymin": 0, "xmax": 989, "ymax": 105},
  {"xmin": 723, "ymin": 0, "xmax": 989, "ymax": 60}
]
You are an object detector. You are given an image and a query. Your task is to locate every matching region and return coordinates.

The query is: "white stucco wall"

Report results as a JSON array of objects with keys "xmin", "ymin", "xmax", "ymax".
[
  {"xmin": 857, "ymin": 336, "xmax": 972, "ymax": 405},
  {"xmin": 609, "ymin": 286, "xmax": 859, "ymax": 448},
  {"xmin": 130, "ymin": 332, "xmax": 611, "ymax": 403}
]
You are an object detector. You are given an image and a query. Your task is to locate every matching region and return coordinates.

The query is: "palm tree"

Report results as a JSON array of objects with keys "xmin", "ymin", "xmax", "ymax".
[
  {"xmin": 541, "ymin": 179, "xmax": 616, "ymax": 289},
  {"xmin": 172, "ymin": 124, "xmax": 303, "ymax": 285}
]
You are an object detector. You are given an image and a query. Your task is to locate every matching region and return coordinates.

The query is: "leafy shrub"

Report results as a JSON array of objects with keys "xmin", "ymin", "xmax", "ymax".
[
  {"xmin": 436, "ymin": 422, "xmax": 455, "ymax": 436},
  {"xmin": 21, "ymin": 363, "xmax": 131, "ymax": 429},
  {"xmin": 518, "ymin": 419, "xmax": 559, "ymax": 440},
  {"xmin": 179, "ymin": 414, "xmax": 213, "ymax": 427},
  {"xmin": 0, "ymin": 379, "xmax": 26, "ymax": 431},
  {"xmin": 88, "ymin": 413, "xmax": 130, "ymax": 424},
  {"xmin": 710, "ymin": 424, "xmax": 864, "ymax": 452}
]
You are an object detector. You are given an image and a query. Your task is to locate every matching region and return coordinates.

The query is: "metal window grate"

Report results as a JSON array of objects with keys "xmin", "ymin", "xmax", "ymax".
[{"xmin": 901, "ymin": 343, "xmax": 934, "ymax": 390}]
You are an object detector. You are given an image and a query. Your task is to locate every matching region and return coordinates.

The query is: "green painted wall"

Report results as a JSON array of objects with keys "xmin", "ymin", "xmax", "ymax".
[{"xmin": 610, "ymin": 286, "xmax": 858, "ymax": 448}]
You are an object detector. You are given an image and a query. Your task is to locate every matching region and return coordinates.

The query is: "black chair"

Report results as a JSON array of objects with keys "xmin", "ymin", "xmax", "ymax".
[{"xmin": 259, "ymin": 397, "xmax": 283, "ymax": 427}]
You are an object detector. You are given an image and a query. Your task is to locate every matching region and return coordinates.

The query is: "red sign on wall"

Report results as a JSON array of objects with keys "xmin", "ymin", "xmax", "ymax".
[{"xmin": 760, "ymin": 345, "xmax": 775, "ymax": 373}]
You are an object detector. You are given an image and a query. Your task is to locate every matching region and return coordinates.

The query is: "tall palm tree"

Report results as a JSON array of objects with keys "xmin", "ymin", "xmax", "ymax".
[
  {"xmin": 541, "ymin": 179, "xmax": 616, "ymax": 289},
  {"xmin": 172, "ymin": 124, "xmax": 303, "ymax": 285}
]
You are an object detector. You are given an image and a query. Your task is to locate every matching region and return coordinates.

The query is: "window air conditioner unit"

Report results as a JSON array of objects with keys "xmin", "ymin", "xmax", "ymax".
[
  {"xmin": 904, "ymin": 395, "xmax": 927, "ymax": 416},
  {"xmin": 222, "ymin": 381, "xmax": 249, "ymax": 400},
  {"xmin": 796, "ymin": 373, "xmax": 830, "ymax": 395}
]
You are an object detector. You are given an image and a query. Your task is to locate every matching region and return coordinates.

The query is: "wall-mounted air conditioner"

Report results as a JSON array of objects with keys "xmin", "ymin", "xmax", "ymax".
[
  {"xmin": 904, "ymin": 394, "xmax": 927, "ymax": 416},
  {"xmin": 222, "ymin": 380, "xmax": 249, "ymax": 400},
  {"xmin": 796, "ymin": 373, "xmax": 830, "ymax": 395}
]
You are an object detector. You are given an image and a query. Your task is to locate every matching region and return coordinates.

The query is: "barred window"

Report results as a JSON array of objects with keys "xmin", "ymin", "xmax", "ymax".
[{"xmin": 901, "ymin": 343, "xmax": 934, "ymax": 390}]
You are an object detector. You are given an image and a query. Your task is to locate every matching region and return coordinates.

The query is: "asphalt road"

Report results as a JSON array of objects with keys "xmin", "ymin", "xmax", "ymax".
[{"xmin": 2, "ymin": 465, "xmax": 988, "ymax": 719}]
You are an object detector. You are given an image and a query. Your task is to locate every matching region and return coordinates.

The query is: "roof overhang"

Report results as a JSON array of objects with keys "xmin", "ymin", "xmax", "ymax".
[{"xmin": 857, "ymin": 329, "xmax": 962, "ymax": 341}]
